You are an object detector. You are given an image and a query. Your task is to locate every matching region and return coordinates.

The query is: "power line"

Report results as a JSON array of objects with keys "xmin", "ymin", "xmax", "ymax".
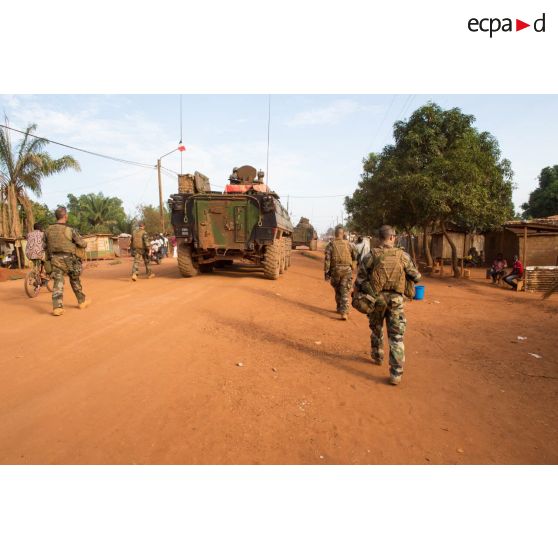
[
  {"xmin": 379, "ymin": 94, "xmax": 416, "ymax": 147},
  {"xmin": 0, "ymin": 123, "xmax": 155, "ymax": 169},
  {"xmin": 160, "ymin": 165, "xmax": 178, "ymax": 176},
  {"xmin": 45, "ymin": 168, "xmax": 152, "ymax": 195},
  {"xmin": 370, "ymin": 94, "xmax": 397, "ymax": 149}
]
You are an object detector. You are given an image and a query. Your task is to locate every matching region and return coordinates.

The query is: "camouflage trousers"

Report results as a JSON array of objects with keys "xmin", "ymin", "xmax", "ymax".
[
  {"xmin": 132, "ymin": 250, "xmax": 151, "ymax": 275},
  {"xmin": 330, "ymin": 265, "xmax": 353, "ymax": 314},
  {"xmin": 50, "ymin": 254, "xmax": 86, "ymax": 309},
  {"xmin": 368, "ymin": 292, "xmax": 406, "ymax": 377}
]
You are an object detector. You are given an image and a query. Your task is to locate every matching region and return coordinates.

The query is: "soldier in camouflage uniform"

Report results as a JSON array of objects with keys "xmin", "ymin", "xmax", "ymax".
[
  {"xmin": 324, "ymin": 225, "xmax": 357, "ymax": 320},
  {"xmin": 45, "ymin": 207, "xmax": 91, "ymax": 317},
  {"xmin": 131, "ymin": 222, "xmax": 155, "ymax": 281},
  {"xmin": 356, "ymin": 225, "xmax": 421, "ymax": 385}
]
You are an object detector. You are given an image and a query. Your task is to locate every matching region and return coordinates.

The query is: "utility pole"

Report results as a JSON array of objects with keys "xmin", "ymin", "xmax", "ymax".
[
  {"xmin": 157, "ymin": 158, "xmax": 164, "ymax": 233},
  {"xmin": 156, "ymin": 145, "xmax": 184, "ymax": 234}
]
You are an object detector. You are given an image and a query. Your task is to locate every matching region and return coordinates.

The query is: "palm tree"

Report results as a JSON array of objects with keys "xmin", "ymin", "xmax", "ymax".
[
  {"xmin": 0, "ymin": 119, "xmax": 80, "ymax": 238},
  {"xmin": 68, "ymin": 192, "xmax": 127, "ymax": 233}
]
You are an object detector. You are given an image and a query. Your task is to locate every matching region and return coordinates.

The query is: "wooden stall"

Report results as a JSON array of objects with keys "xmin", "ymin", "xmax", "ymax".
[{"xmin": 82, "ymin": 233, "xmax": 115, "ymax": 260}]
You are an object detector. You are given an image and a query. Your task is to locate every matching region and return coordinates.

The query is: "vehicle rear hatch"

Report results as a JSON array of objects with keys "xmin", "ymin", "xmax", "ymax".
[{"xmin": 191, "ymin": 195, "xmax": 260, "ymax": 250}]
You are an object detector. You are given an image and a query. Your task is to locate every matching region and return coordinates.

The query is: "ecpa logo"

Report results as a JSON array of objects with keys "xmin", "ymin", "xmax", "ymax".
[{"xmin": 468, "ymin": 13, "xmax": 546, "ymax": 37}]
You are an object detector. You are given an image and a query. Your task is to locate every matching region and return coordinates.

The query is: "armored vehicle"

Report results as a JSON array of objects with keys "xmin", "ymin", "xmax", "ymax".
[
  {"xmin": 292, "ymin": 217, "xmax": 318, "ymax": 251},
  {"xmin": 169, "ymin": 165, "xmax": 293, "ymax": 279}
]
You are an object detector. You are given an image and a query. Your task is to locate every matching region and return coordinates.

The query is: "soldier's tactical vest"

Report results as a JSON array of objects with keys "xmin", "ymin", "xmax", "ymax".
[
  {"xmin": 330, "ymin": 239, "xmax": 352, "ymax": 267},
  {"xmin": 370, "ymin": 247, "xmax": 406, "ymax": 294},
  {"xmin": 46, "ymin": 223, "xmax": 76, "ymax": 255},
  {"xmin": 132, "ymin": 229, "xmax": 146, "ymax": 250}
]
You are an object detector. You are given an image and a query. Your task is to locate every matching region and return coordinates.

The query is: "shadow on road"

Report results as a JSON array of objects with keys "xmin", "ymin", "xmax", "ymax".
[
  {"xmin": 248, "ymin": 286, "xmax": 338, "ymax": 319},
  {"xmin": 214, "ymin": 314, "xmax": 389, "ymax": 385}
]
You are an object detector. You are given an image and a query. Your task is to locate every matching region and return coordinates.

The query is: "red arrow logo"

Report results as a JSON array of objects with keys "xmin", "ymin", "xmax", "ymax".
[{"xmin": 516, "ymin": 19, "xmax": 530, "ymax": 31}]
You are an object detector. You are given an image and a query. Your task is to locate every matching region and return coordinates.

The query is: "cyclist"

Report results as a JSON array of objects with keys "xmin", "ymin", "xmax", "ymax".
[{"xmin": 25, "ymin": 224, "xmax": 48, "ymax": 284}]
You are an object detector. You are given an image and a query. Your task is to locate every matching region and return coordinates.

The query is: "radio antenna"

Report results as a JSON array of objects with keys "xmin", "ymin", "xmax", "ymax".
[
  {"xmin": 179, "ymin": 94, "xmax": 183, "ymax": 174},
  {"xmin": 266, "ymin": 94, "xmax": 271, "ymax": 185}
]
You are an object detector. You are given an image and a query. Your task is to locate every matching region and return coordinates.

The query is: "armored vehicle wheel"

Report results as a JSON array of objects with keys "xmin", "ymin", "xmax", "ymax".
[
  {"xmin": 285, "ymin": 238, "xmax": 292, "ymax": 268},
  {"xmin": 263, "ymin": 239, "xmax": 282, "ymax": 280},
  {"xmin": 177, "ymin": 242, "xmax": 199, "ymax": 277},
  {"xmin": 309, "ymin": 239, "xmax": 318, "ymax": 251}
]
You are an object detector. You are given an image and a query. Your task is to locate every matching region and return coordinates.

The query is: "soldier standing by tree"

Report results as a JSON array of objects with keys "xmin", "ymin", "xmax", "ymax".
[
  {"xmin": 324, "ymin": 224, "xmax": 357, "ymax": 320},
  {"xmin": 356, "ymin": 225, "xmax": 421, "ymax": 385},
  {"xmin": 45, "ymin": 206, "xmax": 91, "ymax": 317},
  {"xmin": 131, "ymin": 222, "xmax": 155, "ymax": 281}
]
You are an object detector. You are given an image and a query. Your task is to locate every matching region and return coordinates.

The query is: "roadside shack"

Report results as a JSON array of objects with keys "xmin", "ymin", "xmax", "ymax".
[
  {"xmin": 113, "ymin": 233, "xmax": 131, "ymax": 257},
  {"xmin": 485, "ymin": 216, "xmax": 558, "ymax": 292},
  {"xmin": 82, "ymin": 233, "xmax": 115, "ymax": 260},
  {"xmin": 0, "ymin": 236, "xmax": 27, "ymax": 269}
]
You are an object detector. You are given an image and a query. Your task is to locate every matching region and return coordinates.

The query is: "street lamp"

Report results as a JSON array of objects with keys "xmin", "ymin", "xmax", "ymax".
[{"xmin": 157, "ymin": 142, "xmax": 186, "ymax": 233}]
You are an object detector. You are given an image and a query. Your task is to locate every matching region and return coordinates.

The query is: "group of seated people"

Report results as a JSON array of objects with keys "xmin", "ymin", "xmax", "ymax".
[
  {"xmin": 487, "ymin": 253, "xmax": 524, "ymax": 290},
  {"xmin": 0, "ymin": 249, "xmax": 19, "ymax": 269}
]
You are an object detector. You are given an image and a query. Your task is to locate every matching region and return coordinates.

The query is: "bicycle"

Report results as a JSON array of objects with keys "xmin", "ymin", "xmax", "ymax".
[{"xmin": 24, "ymin": 261, "xmax": 53, "ymax": 298}]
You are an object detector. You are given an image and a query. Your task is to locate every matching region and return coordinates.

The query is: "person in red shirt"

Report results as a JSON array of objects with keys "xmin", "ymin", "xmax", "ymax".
[{"xmin": 504, "ymin": 255, "xmax": 524, "ymax": 290}]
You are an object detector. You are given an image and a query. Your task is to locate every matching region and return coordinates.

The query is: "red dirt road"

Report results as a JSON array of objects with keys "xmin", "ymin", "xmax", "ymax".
[{"xmin": 0, "ymin": 252, "xmax": 557, "ymax": 464}]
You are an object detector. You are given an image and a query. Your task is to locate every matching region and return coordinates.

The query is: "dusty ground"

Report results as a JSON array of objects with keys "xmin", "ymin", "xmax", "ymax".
[{"xmin": 0, "ymin": 251, "xmax": 557, "ymax": 464}]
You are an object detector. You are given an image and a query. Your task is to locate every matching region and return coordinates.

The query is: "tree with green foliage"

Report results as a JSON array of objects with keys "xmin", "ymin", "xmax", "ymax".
[
  {"xmin": 0, "ymin": 119, "xmax": 80, "ymax": 237},
  {"xmin": 23, "ymin": 201, "xmax": 55, "ymax": 229},
  {"xmin": 521, "ymin": 165, "xmax": 558, "ymax": 218},
  {"xmin": 345, "ymin": 103, "xmax": 514, "ymax": 277},
  {"xmin": 66, "ymin": 192, "xmax": 129, "ymax": 234},
  {"xmin": 136, "ymin": 204, "xmax": 171, "ymax": 236}
]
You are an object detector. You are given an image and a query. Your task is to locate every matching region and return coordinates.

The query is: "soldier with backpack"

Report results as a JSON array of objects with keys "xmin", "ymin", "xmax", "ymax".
[
  {"xmin": 45, "ymin": 206, "xmax": 91, "ymax": 316},
  {"xmin": 355, "ymin": 225, "xmax": 421, "ymax": 385},
  {"xmin": 324, "ymin": 224, "xmax": 357, "ymax": 320},
  {"xmin": 131, "ymin": 222, "xmax": 155, "ymax": 281}
]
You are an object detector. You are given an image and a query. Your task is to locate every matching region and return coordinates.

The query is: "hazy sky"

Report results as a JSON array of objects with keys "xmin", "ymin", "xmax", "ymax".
[{"xmin": 1, "ymin": 94, "xmax": 556, "ymax": 233}]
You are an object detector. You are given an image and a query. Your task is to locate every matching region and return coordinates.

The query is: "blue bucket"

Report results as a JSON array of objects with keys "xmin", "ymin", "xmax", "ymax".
[{"xmin": 414, "ymin": 285, "xmax": 425, "ymax": 301}]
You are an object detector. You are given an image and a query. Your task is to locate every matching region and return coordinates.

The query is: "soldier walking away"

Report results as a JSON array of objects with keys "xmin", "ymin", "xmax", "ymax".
[
  {"xmin": 324, "ymin": 225, "xmax": 357, "ymax": 320},
  {"xmin": 131, "ymin": 222, "xmax": 155, "ymax": 281},
  {"xmin": 356, "ymin": 225, "xmax": 421, "ymax": 385},
  {"xmin": 45, "ymin": 207, "xmax": 91, "ymax": 317}
]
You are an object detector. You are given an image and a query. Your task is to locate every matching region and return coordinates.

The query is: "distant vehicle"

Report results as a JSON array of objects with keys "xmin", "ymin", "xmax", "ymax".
[
  {"xmin": 292, "ymin": 217, "xmax": 318, "ymax": 251},
  {"xmin": 169, "ymin": 165, "xmax": 293, "ymax": 279}
]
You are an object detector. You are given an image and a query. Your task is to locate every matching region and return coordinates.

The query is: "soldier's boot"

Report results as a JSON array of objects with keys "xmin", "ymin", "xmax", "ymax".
[
  {"xmin": 340, "ymin": 313, "xmax": 348, "ymax": 320},
  {"xmin": 52, "ymin": 308, "xmax": 64, "ymax": 317},
  {"xmin": 131, "ymin": 273, "xmax": 138, "ymax": 281},
  {"xmin": 147, "ymin": 272, "xmax": 156, "ymax": 279},
  {"xmin": 78, "ymin": 299, "xmax": 92, "ymax": 310},
  {"xmin": 389, "ymin": 374, "xmax": 402, "ymax": 385},
  {"xmin": 371, "ymin": 350, "xmax": 384, "ymax": 365}
]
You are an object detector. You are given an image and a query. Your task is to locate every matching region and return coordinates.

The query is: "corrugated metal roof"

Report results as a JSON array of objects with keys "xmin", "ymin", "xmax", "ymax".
[{"xmin": 504, "ymin": 217, "xmax": 558, "ymax": 232}]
